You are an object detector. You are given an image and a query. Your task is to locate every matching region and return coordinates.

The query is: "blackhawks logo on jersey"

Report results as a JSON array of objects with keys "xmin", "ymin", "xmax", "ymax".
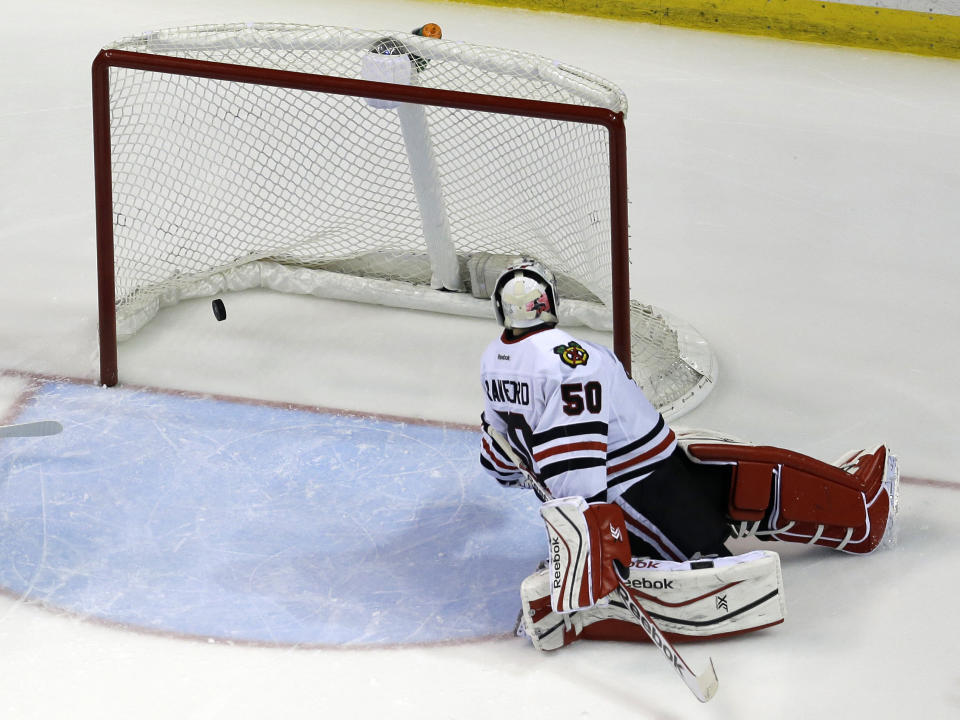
[{"xmin": 553, "ymin": 341, "xmax": 589, "ymax": 368}]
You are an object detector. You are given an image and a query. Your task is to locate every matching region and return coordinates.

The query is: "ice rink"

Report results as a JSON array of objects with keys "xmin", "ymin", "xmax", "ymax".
[{"xmin": 1, "ymin": 0, "xmax": 959, "ymax": 717}]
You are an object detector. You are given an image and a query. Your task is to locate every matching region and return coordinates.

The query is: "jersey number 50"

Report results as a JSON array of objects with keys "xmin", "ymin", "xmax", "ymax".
[{"xmin": 561, "ymin": 382, "xmax": 602, "ymax": 416}]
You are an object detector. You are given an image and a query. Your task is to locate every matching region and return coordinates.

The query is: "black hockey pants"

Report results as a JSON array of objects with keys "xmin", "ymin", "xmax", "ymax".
[{"xmin": 616, "ymin": 447, "xmax": 733, "ymax": 560}]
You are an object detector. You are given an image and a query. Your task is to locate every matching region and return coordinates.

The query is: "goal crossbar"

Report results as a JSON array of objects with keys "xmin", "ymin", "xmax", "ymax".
[{"xmin": 92, "ymin": 48, "xmax": 630, "ymax": 388}]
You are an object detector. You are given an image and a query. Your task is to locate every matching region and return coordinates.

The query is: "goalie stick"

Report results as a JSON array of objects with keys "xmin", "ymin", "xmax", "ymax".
[
  {"xmin": 0, "ymin": 420, "xmax": 63, "ymax": 438},
  {"xmin": 487, "ymin": 426, "xmax": 719, "ymax": 703}
]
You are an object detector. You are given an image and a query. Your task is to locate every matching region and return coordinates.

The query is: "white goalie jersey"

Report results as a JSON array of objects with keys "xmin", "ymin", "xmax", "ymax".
[{"xmin": 480, "ymin": 327, "xmax": 676, "ymax": 502}]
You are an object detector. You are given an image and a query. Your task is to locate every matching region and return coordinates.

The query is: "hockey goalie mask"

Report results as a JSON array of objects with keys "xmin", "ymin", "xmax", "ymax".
[{"xmin": 492, "ymin": 260, "xmax": 559, "ymax": 329}]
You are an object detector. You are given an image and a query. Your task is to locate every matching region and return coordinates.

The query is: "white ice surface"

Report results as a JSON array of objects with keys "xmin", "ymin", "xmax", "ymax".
[{"xmin": 1, "ymin": 0, "xmax": 959, "ymax": 717}]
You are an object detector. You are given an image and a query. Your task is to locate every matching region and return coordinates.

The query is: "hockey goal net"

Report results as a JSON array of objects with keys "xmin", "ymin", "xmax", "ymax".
[{"xmin": 92, "ymin": 23, "xmax": 716, "ymax": 418}]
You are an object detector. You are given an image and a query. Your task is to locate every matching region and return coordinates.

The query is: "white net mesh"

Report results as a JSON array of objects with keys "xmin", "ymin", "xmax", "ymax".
[{"xmin": 100, "ymin": 23, "xmax": 715, "ymax": 417}]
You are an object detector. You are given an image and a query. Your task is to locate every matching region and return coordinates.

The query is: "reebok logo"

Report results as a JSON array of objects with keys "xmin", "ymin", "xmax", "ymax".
[
  {"xmin": 497, "ymin": 353, "xmax": 510, "ymax": 361},
  {"xmin": 629, "ymin": 577, "xmax": 674, "ymax": 591},
  {"xmin": 551, "ymin": 536, "xmax": 563, "ymax": 589}
]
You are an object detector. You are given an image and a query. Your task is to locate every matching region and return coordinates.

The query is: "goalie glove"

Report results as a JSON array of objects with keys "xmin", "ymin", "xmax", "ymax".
[{"xmin": 540, "ymin": 496, "xmax": 631, "ymax": 613}]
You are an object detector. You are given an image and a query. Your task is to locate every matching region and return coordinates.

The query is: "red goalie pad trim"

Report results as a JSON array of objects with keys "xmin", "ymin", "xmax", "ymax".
[
  {"xmin": 687, "ymin": 444, "xmax": 884, "ymax": 496},
  {"xmin": 581, "ymin": 617, "xmax": 785, "ymax": 645}
]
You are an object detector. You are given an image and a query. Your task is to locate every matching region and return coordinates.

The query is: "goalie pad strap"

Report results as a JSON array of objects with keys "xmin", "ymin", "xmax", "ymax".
[
  {"xmin": 729, "ymin": 461, "xmax": 773, "ymax": 521},
  {"xmin": 540, "ymin": 497, "xmax": 631, "ymax": 613}
]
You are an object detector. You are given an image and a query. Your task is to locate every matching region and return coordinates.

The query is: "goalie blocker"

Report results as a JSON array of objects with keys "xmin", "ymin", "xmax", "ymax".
[{"xmin": 540, "ymin": 496, "xmax": 631, "ymax": 613}]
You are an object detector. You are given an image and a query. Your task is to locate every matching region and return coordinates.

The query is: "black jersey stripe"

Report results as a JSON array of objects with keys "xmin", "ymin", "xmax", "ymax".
[
  {"xmin": 585, "ymin": 488, "xmax": 607, "ymax": 503},
  {"xmin": 507, "ymin": 426, "xmax": 535, "ymax": 472},
  {"xmin": 531, "ymin": 421, "xmax": 609, "ymax": 447},
  {"xmin": 607, "ymin": 415, "xmax": 666, "ymax": 460},
  {"xmin": 483, "ymin": 435, "xmax": 516, "ymax": 465},
  {"xmin": 494, "ymin": 409, "xmax": 537, "ymax": 471},
  {"xmin": 605, "ymin": 454, "xmax": 673, "ymax": 489},
  {"xmin": 539, "ymin": 456, "xmax": 607, "ymax": 482},
  {"xmin": 480, "ymin": 455, "xmax": 519, "ymax": 480}
]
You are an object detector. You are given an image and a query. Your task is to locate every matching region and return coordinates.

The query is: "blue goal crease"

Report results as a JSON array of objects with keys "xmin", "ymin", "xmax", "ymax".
[{"xmin": 0, "ymin": 381, "xmax": 544, "ymax": 646}]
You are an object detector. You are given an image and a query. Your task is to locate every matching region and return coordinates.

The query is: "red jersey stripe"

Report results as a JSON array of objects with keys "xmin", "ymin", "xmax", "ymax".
[
  {"xmin": 534, "ymin": 441, "xmax": 607, "ymax": 462},
  {"xmin": 607, "ymin": 429, "xmax": 676, "ymax": 476},
  {"xmin": 482, "ymin": 437, "xmax": 517, "ymax": 470}
]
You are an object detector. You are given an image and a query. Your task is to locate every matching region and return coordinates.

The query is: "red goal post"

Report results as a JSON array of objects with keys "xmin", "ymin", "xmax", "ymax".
[{"xmin": 92, "ymin": 24, "xmax": 716, "ymax": 417}]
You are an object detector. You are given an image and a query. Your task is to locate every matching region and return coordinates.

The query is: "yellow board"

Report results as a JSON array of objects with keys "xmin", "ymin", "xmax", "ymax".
[{"xmin": 445, "ymin": 0, "xmax": 960, "ymax": 59}]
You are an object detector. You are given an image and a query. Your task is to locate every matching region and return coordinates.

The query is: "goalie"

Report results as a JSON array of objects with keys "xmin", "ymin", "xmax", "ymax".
[{"xmin": 479, "ymin": 259, "xmax": 900, "ymax": 650}]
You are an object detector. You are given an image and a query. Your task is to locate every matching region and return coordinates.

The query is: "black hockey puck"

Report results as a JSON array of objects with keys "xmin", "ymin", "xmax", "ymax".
[{"xmin": 212, "ymin": 298, "xmax": 227, "ymax": 321}]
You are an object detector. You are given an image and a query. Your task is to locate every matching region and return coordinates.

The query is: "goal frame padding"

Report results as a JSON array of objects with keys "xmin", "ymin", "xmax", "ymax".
[{"xmin": 91, "ymin": 48, "xmax": 630, "ymax": 387}]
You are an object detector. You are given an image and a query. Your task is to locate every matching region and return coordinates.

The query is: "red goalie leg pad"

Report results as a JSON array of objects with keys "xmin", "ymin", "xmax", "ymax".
[{"xmin": 687, "ymin": 443, "xmax": 895, "ymax": 554}]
